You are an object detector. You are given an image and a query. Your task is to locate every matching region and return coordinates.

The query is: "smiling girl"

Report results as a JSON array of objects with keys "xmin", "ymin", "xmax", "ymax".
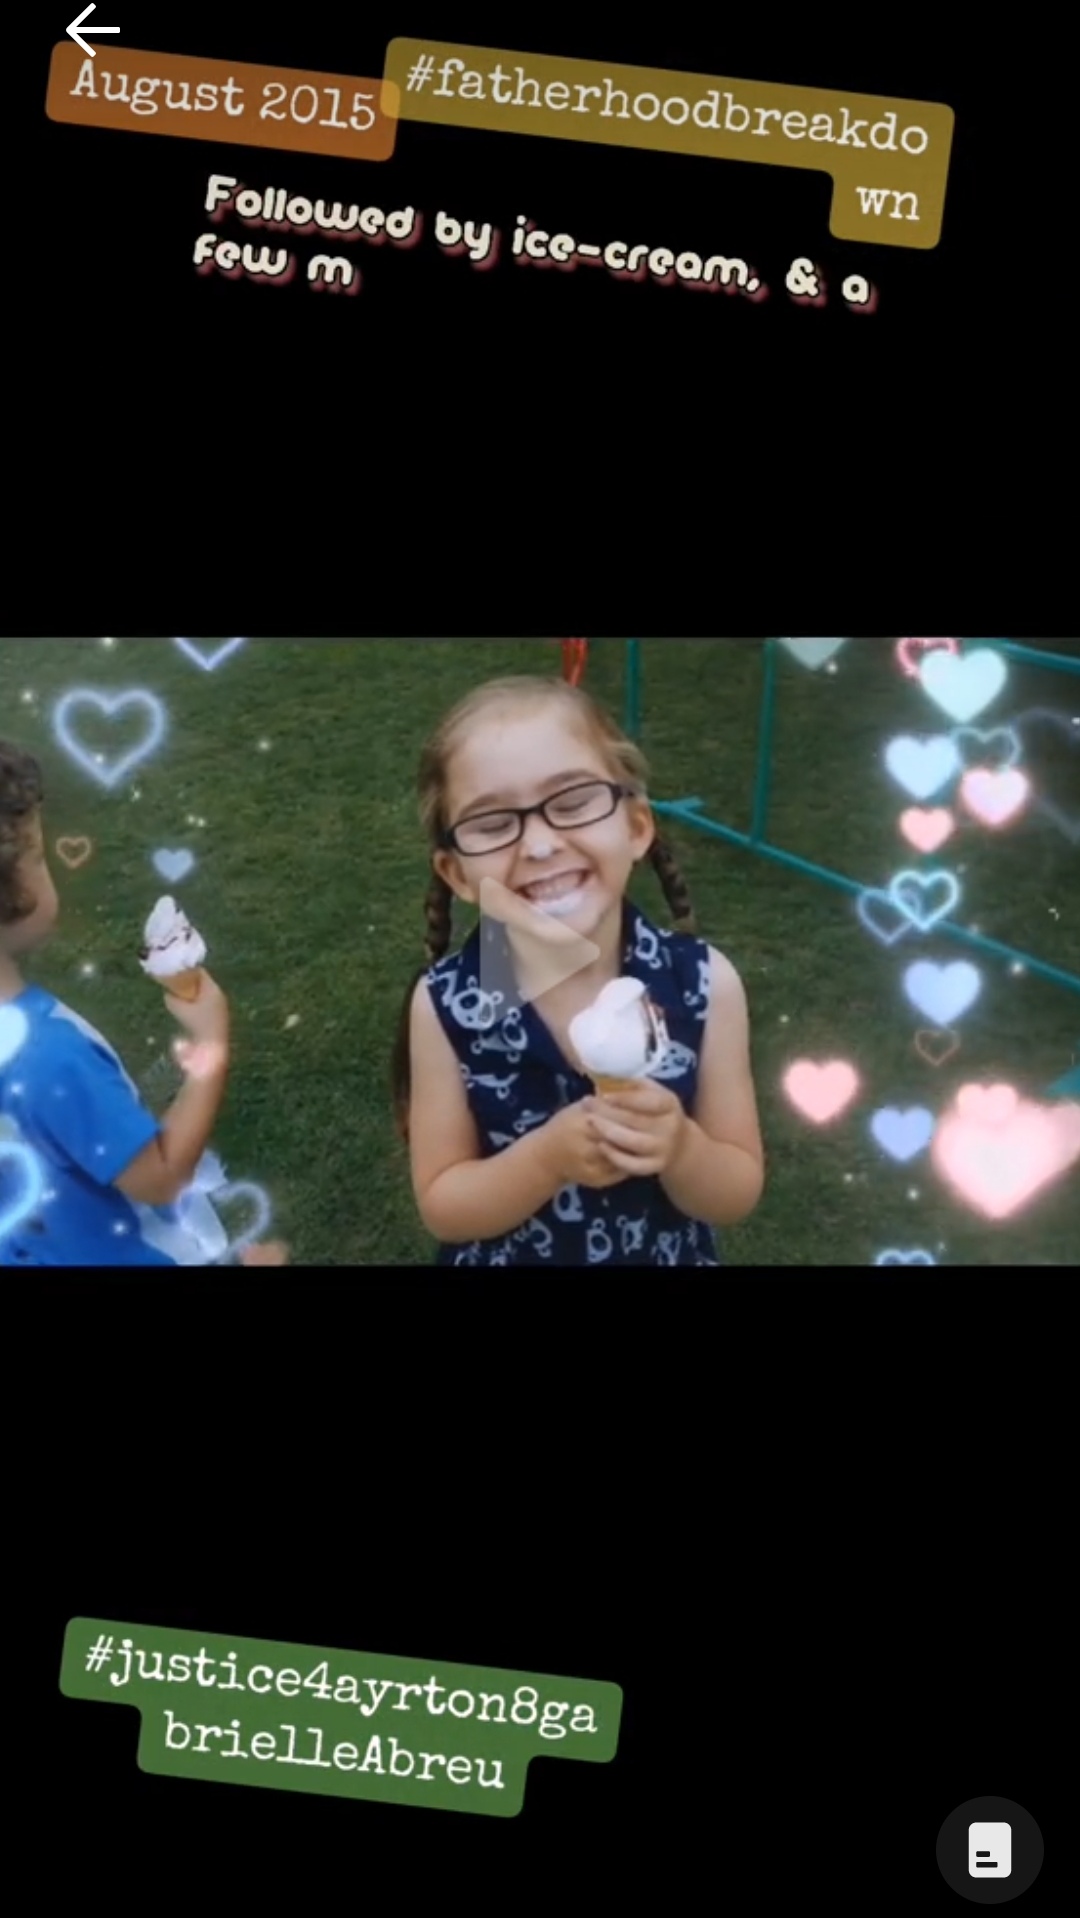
[{"xmin": 391, "ymin": 675, "xmax": 765, "ymax": 1267}]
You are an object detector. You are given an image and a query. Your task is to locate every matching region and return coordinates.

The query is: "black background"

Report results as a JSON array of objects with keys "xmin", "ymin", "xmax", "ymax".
[
  {"xmin": 28, "ymin": 1281, "xmax": 1070, "ymax": 1905},
  {"xmin": 19, "ymin": 11, "xmax": 1070, "ymax": 1907},
  {"xmin": 20, "ymin": 13, "xmax": 1055, "ymax": 633}
]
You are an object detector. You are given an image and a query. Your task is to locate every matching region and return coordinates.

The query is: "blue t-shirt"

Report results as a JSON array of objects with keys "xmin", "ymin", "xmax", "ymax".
[
  {"xmin": 425, "ymin": 902, "xmax": 723, "ymax": 1267},
  {"xmin": 0, "ymin": 984, "xmax": 228, "ymax": 1267}
]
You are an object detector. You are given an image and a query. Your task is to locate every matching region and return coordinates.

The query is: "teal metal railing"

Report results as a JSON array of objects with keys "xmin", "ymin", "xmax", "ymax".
[{"xmin": 622, "ymin": 637, "xmax": 1080, "ymax": 1010}]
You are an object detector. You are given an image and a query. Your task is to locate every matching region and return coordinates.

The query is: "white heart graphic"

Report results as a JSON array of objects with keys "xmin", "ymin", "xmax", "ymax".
[
  {"xmin": 173, "ymin": 639, "xmax": 247, "ymax": 673},
  {"xmin": 212, "ymin": 1181, "xmax": 273, "ymax": 1258},
  {"xmin": 0, "ymin": 1005, "xmax": 29, "ymax": 1070},
  {"xmin": 902, "ymin": 960, "xmax": 982, "ymax": 1025},
  {"xmin": 0, "ymin": 1141, "xmax": 45, "ymax": 1245},
  {"xmin": 884, "ymin": 734, "xmax": 961, "ymax": 800},
  {"xmin": 153, "ymin": 849, "xmax": 195, "ymax": 883},
  {"xmin": 53, "ymin": 689, "xmax": 168, "ymax": 790},
  {"xmin": 777, "ymin": 638, "xmax": 849, "ymax": 670},
  {"xmin": 919, "ymin": 648, "xmax": 1007, "ymax": 723}
]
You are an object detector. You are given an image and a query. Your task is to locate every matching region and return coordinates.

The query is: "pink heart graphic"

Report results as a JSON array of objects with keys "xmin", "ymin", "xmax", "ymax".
[
  {"xmin": 783, "ymin": 1060, "xmax": 860, "ymax": 1125},
  {"xmin": 956, "ymin": 1083, "xmax": 1019, "ymax": 1126},
  {"xmin": 932, "ymin": 1095, "xmax": 1080, "ymax": 1220},
  {"xmin": 959, "ymin": 767, "xmax": 1031, "ymax": 828},
  {"xmin": 899, "ymin": 807, "xmax": 955, "ymax": 854},
  {"xmin": 896, "ymin": 637, "xmax": 960, "ymax": 679}
]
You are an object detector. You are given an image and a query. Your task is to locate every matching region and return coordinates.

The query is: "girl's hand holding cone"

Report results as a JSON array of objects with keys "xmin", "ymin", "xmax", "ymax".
[{"xmin": 589, "ymin": 1079, "xmax": 689, "ymax": 1179}]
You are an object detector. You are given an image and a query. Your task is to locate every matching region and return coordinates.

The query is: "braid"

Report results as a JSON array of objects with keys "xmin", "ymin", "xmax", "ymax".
[
  {"xmin": 393, "ymin": 874, "xmax": 456, "ymax": 1144},
  {"xmin": 649, "ymin": 833, "xmax": 698, "ymax": 935},
  {"xmin": 423, "ymin": 872, "xmax": 454, "ymax": 965}
]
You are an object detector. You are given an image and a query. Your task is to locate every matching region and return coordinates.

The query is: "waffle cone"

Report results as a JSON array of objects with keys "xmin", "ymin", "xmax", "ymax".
[
  {"xmin": 590, "ymin": 1073, "xmax": 642, "ymax": 1097},
  {"xmin": 162, "ymin": 967, "xmax": 204, "ymax": 1003}
]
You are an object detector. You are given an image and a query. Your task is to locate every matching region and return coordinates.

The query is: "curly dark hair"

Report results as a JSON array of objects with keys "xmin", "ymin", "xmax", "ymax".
[{"xmin": 0, "ymin": 739, "xmax": 45, "ymax": 926}]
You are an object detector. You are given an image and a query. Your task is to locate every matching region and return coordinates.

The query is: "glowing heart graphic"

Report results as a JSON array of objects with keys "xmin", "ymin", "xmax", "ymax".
[
  {"xmin": 895, "ymin": 638, "xmax": 959, "ymax": 679},
  {"xmin": 154, "ymin": 849, "xmax": 196, "ymax": 883},
  {"xmin": 932, "ymin": 1091, "xmax": 1080, "ymax": 1220},
  {"xmin": 0, "ymin": 1005, "xmax": 30, "ymax": 1070},
  {"xmin": 951, "ymin": 724, "xmax": 1022, "ymax": 772},
  {"xmin": 174, "ymin": 1187, "xmax": 230, "ymax": 1262},
  {"xmin": 875, "ymin": 1248, "xmax": 937, "ymax": 1266},
  {"xmin": 903, "ymin": 961, "xmax": 981, "ymax": 1025},
  {"xmin": 777, "ymin": 639, "xmax": 849, "ymax": 670},
  {"xmin": 899, "ymin": 808, "xmax": 955, "ymax": 854},
  {"xmin": 914, "ymin": 1028, "xmax": 961, "ymax": 1068},
  {"xmin": 870, "ymin": 1107, "xmax": 936, "ymax": 1163},
  {"xmin": 956, "ymin": 1083, "xmax": 1019, "ymax": 1127},
  {"xmin": 211, "ymin": 1181, "xmax": 274, "ymax": 1258},
  {"xmin": 55, "ymin": 837, "xmax": 93, "ymax": 870},
  {"xmin": 783, "ymin": 1060, "xmax": 860, "ymax": 1124},
  {"xmin": 959, "ymin": 767, "xmax": 1031, "ymax": 828},
  {"xmin": 172, "ymin": 638, "xmax": 247, "ymax": 673},
  {"xmin": 0, "ymin": 1141, "xmax": 45, "ymax": 1245},
  {"xmin": 890, "ymin": 868, "xmax": 961, "ymax": 932},
  {"xmin": 856, "ymin": 888, "xmax": 915, "ymax": 947},
  {"xmin": 913, "ymin": 1028, "xmax": 962, "ymax": 1074},
  {"xmin": 53, "ymin": 689, "xmax": 167, "ymax": 790},
  {"xmin": 919, "ymin": 647, "xmax": 1007, "ymax": 723},
  {"xmin": 884, "ymin": 735, "xmax": 961, "ymax": 800}
]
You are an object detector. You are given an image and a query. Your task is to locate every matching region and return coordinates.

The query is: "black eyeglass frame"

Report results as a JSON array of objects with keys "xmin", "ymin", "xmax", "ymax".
[{"xmin": 439, "ymin": 780, "xmax": 639, "ymax": 856}]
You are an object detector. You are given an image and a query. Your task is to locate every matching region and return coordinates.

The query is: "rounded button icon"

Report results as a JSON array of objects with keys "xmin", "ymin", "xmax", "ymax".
[{"xmin": 936, "ymin": 1796, "xmax": 1044, "ymax": 1901}]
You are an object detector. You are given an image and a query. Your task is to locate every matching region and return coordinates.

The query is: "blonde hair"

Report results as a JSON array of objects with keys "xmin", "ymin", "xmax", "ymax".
[{"xmin": 392, "ymin": 675, "xmax": 698, "ymax": 1138}]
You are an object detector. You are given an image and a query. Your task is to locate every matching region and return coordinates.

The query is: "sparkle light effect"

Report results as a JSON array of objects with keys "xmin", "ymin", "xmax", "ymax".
[
  {"xmin": 0, "ymin": 1140, "xmax": 46, "ymax": 1246},
  {"xmin": 774, "ymin": 639, "xmax": 1076, "ymax": 1264},
  {"xmin": 17, "ymin": 642, "xmax": 281, "ymax": 1265}
]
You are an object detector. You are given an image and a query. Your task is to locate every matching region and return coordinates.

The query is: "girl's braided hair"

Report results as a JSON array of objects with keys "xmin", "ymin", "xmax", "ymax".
[
  {"xmin": 0, "ymin": 739, "xmax": 45, "ymax": 926},
  {"xmin": 391, "ymin": 676, "xmax": 698, "ymax": 1142}
]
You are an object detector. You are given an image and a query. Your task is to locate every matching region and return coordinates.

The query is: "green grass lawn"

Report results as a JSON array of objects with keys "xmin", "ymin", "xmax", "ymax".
[{"xmin": 1, "ymin": 637, "xmax": 1077, "ymax": 1266}]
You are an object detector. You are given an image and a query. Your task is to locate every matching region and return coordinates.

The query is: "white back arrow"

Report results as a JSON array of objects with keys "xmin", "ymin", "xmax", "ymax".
[{"xmin": 67, "ymin": 4, "xmax": 121, "ymax": 55}]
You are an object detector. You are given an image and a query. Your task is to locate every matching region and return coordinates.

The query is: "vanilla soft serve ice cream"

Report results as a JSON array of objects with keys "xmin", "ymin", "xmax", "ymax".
[
  {"xmin": 139, "ymin": 896, "xmax": 207, "ymax": 983},
  {"xmin": 569, "ymin": 978, "xmax": 668, "ymax": 1082}
]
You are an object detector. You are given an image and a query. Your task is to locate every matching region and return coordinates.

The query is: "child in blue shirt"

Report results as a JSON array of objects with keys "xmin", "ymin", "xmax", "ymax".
[{"xmin": 0, "ymin": 736, "xmax": 284, "ymax": 1267}]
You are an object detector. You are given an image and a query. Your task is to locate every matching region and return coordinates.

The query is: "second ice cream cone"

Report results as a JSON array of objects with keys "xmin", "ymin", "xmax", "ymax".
[{"xmin": 164, "ymin": 967, "xmax": 204, "ymax": 1003}]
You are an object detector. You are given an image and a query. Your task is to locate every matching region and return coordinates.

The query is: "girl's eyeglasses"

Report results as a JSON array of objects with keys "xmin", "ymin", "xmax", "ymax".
[{"xmin": 441, "ymin": 780, "xmax": 637, "ymax": 856}]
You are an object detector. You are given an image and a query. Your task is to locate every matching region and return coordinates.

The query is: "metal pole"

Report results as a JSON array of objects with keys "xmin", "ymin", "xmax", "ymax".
[
  {"xmin": 650, "ymin": 797, "xmax": 1080, "ymax": 995},
  {"xmin": 975, "ymin": 639, "xmax": 1080, "ymax": 676},
  {"xmin": 750, "ymin": 639, "xmax": 776, "ymax": 844}
]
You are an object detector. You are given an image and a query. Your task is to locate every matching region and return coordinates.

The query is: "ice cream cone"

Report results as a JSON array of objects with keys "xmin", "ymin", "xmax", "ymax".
[
  {"xmin": 591, "ymin": 1074, "xmax": 642, "ymax": 1097},
  {"xmin": 163, "ymin": 967, "xmax": 204, "ymax": 1003}
]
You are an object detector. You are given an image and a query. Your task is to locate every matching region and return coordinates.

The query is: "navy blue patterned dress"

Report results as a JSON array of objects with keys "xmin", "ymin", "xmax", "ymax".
[{"xmin": 424, "ymin": 901, "xmax": 723, "ymax": 1267}]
